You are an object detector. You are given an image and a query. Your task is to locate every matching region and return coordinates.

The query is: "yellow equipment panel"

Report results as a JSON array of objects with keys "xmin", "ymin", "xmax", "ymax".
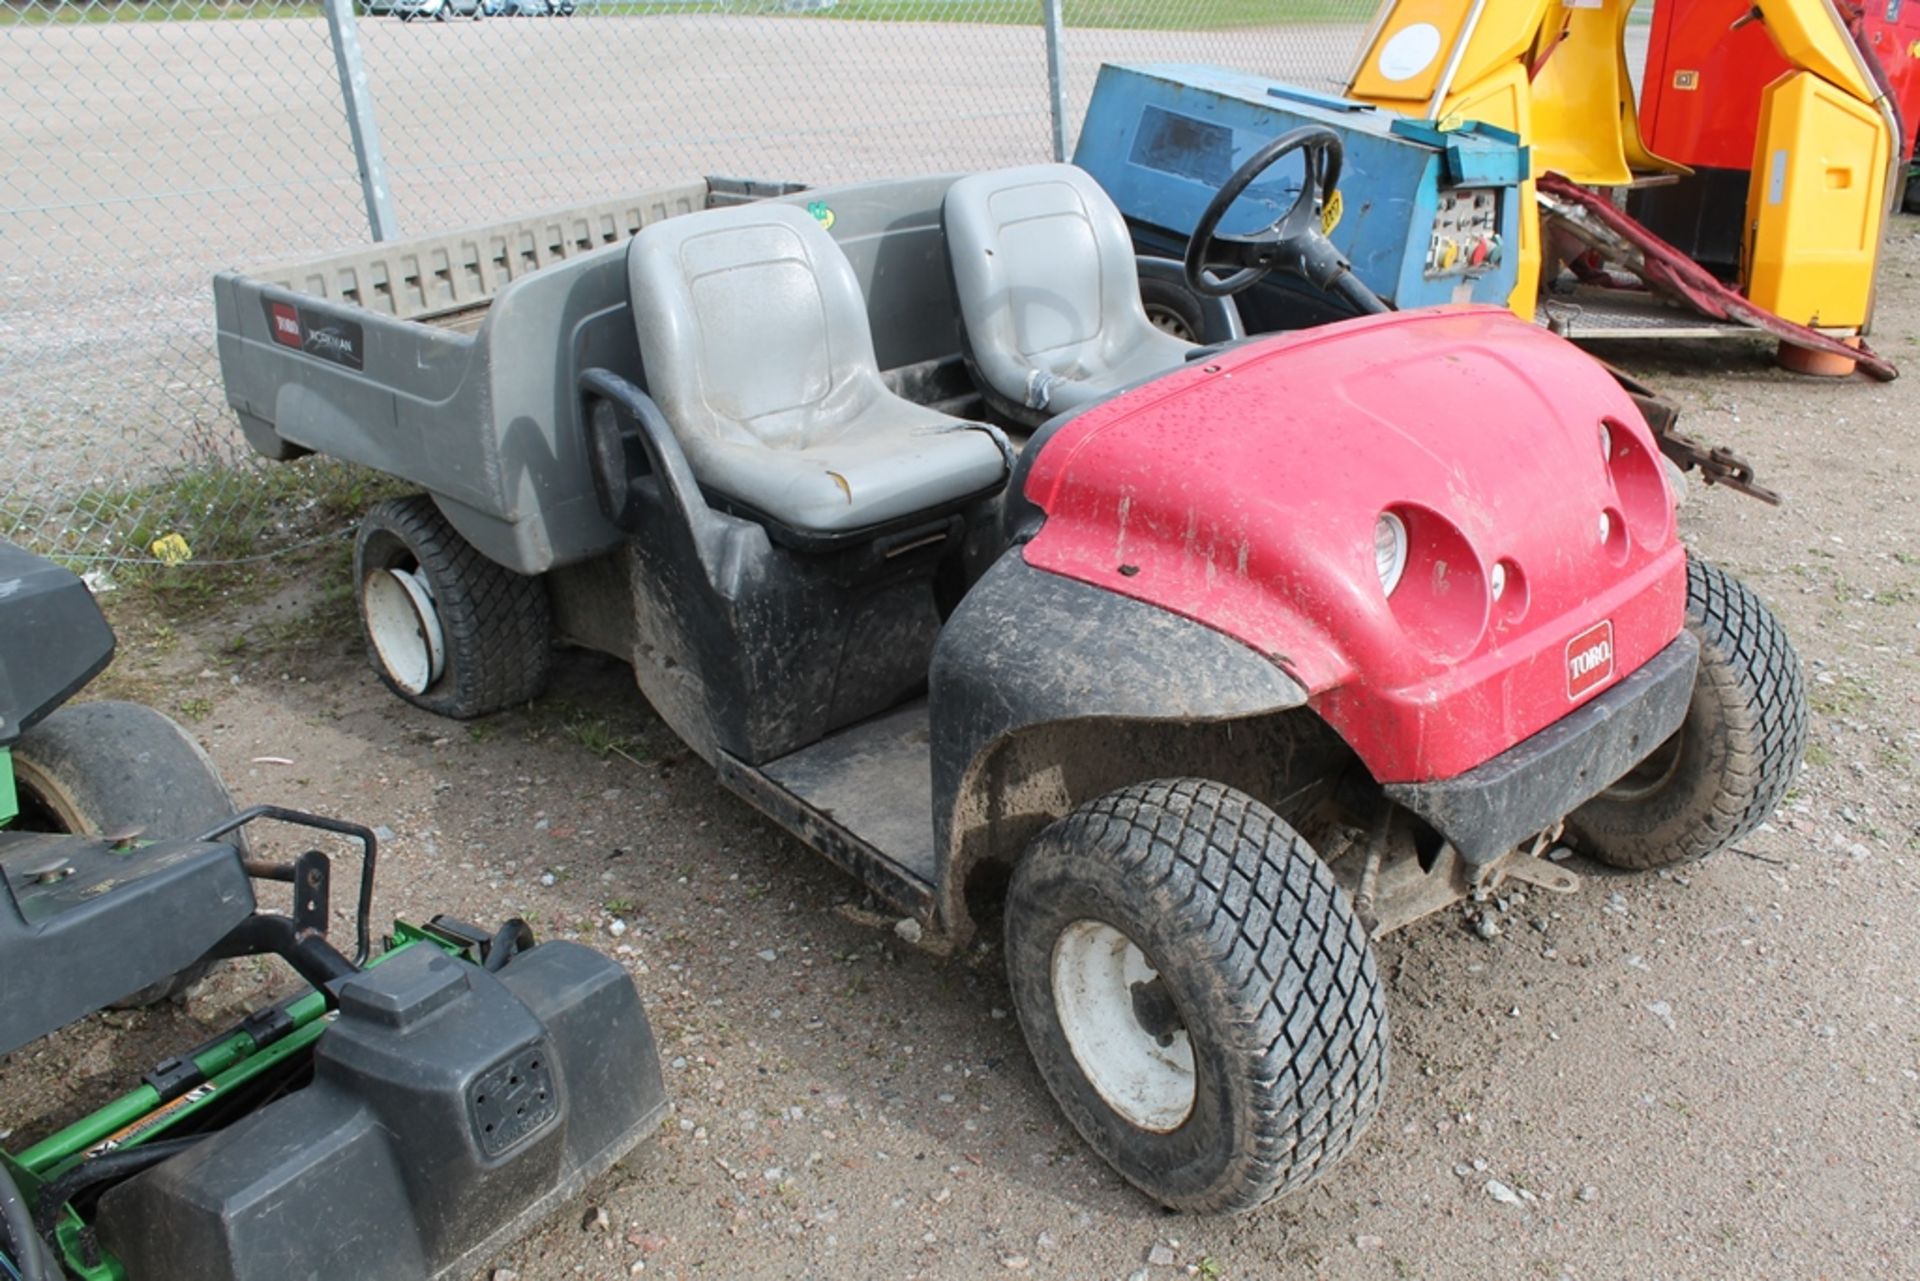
[{"xmin": 1743, "ymin": 70, "xmax": 1889, "ymax": 328}]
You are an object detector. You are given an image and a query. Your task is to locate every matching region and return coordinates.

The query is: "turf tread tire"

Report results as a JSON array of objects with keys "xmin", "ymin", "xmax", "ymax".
[
  {"xmin": 1570, "ymin": 557, "xmax": 1807, "ymax": 870},
  {"xmin": 1006, "ymin": 778, "xmax": 1388, "ymax": 1214},
  {"xmin": 353, "ymin": 495, "xmax": 551, "ymax": 720}
]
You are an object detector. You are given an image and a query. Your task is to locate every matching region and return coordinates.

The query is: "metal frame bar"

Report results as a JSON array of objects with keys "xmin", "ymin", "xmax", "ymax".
[
  {"xmin": 322, "ymin": 0, "xmax": 400, "ymax": 241},
  {"xmin": 1042, "ymin": 0, "xmax": 1069, "ymax": 162},
  {"xmin": 1425, "ymin": 0, "xmax": 1492, "ymax": 120}
]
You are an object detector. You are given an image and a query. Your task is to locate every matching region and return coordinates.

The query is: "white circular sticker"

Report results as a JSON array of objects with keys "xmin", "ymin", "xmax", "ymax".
[{"xmin": 1376, "ymin": 23, "xmax": 1443, "ymax": 83}]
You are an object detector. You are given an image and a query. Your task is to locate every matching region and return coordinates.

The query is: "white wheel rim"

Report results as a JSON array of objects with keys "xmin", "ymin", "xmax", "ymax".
[
  {"xmin": 1146, "ymin": 306, "xmax": 1194, "ymax": 340},
  {"xmin": 1051, "ymin": 919, "xmax": 1196, "ymax": 1132},
  {"xmin": 363, "ymin": 567, "xmax": 446, "ymax": 696}
]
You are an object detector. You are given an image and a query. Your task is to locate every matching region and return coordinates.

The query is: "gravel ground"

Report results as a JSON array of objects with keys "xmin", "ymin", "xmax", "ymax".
[{"xmin": 4, "ymin": 164, "xmax": 1917, "ymax": 1281}]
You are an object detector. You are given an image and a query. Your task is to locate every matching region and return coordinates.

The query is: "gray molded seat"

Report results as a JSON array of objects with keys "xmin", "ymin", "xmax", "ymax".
[
  {"xmin": 627, "ymin": 202, "xmax": 1009, "ymax": 538},
  {"xmin": 944, "ymin": 163, "xmax": 1195, "ymax": 422}
]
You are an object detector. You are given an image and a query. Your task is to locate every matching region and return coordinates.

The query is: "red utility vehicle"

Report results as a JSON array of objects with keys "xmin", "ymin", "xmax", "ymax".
[{"xmin": 216, "ymin": 138, "xmax": 1809, "ymax": 1213}]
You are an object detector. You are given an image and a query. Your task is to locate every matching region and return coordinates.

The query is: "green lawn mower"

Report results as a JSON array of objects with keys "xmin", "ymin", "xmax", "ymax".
[{"xmin": 0, "ymin": 538, "xmax": 668, "ymax": 1281}]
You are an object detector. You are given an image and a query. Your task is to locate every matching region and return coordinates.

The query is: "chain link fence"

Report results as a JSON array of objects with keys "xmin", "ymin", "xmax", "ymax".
[{"xmin": 1, "ymin": 0, "xmax": 1374, "ymax": 566}]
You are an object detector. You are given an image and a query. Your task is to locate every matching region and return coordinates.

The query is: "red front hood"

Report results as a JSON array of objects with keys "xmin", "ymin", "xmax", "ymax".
[{"xmin": 1020, "ymin": 306, "xmax": 1688, "ymax": 783}]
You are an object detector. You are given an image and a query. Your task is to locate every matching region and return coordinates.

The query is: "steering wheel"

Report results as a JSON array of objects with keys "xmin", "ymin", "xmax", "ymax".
[{"xmin": 1183, "ymin": 126, "xmax": 1385, "ymax": 314}]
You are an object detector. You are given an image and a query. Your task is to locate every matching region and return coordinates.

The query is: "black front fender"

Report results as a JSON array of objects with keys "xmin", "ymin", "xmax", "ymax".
[{"xmin": 929, "ymin": 554, "xmax": 1307, "ymax": 927}]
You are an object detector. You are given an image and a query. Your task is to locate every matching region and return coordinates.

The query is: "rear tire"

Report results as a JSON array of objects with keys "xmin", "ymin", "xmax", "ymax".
[
  {"xmin": 1139, "ymin": 275, "xmax": 1207, "ymax": 343},
  {"xmin": 1005, "ymin": 778, "xmax": 1388, "ymax": 1214},
  {"xmin": 353, "ymin": 496, "xmax": 551, "ymax": 719},
  {"xmin": 1569, "ymin": 558, "xmax": 1806, "ymax": 870},
  {"xmin": 11, "ymin": 701, "xmax": 242, "ymax": 1006}
]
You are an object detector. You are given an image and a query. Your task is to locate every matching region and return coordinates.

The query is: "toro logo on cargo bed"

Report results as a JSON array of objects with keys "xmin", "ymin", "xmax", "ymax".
[
  {"xmin": 261, "ymin": 297, "xmax": 364, "ymax": 371},
  {"xmin": 268, "ymin": 301, "xmax": 302, "ymax": 348},
  {"xmin": 1565, "ymin": 620, "xmax": 1615, "ymax": 701}
]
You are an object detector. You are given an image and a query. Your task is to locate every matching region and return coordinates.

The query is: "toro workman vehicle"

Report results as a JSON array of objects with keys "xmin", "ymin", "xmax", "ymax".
[
  {"xmin": 0, "ymin": 538, "xmax": 668, "ymax": 1280},
  {"xmin": 211, "ymin": 142, "xmax": 1807, "ymax": 1211}
]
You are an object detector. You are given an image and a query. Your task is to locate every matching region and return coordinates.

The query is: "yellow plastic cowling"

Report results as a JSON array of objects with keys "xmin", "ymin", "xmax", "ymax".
[
  {"xmin": 1743, "ymin": 70, "xmax": 1890, "ymax": 329},
  {"xmin": 1529, "ymin": 0, "xmax": 1689, "ymax": 185},
  {"xmin": 1752, "ymin": 0, "xmax": 1879, "ymax": 102},
  {"xmin": 1348, "ymin": 0, "xmax": 1554, "ymax": 112}
]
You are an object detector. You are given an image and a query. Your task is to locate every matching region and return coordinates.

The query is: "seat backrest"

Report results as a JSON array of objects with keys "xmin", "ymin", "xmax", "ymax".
[
  {"xmin": 943, "ymin": 164, "xmax": 1164, "ymax": 405},
  {"xmin": 627, "ymin": 201, "xmax": 882, "ymax": 452}
]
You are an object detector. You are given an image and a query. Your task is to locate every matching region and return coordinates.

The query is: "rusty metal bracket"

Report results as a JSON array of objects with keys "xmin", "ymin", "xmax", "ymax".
[
  {"xmin": 1597, "ymin": 359, "xmax": 1781, "ymax": 505},
  {"xmin": 1656, "ymin": 427, "xmax": 1782, "ymax": 505},
  {"xmin": 1477, "ymin": 828, "xmax": 1581, "ymax": 897}
]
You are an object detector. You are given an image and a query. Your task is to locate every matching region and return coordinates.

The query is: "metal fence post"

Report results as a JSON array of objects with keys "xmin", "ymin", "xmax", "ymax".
[
  {"xmin": 1041, "ymin": 0, "xmax": 1068, "ymax": 162},
  {"xmin": 323, "ymin": 0, "xmax": 400, "ymax": 241}
]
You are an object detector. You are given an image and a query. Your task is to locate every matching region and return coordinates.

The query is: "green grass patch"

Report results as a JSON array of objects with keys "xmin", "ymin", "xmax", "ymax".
[
  {"xmin": 557, "ymin": 706, "xmax": 651, "ymax": 762},
  {"xmin": 5, "ymin": 456, "xmax": 401, "ymax": 568},
  {"xmin": 225, "ymin": 548, "xmax": 360, "ymax": 657},
  {"xmin": 518, "ymin": 698, "xmax": 653, "ymax": 764},
  {"xmin": 3, "ymin": 2, "xmax": 323, "ymax": 24},
  {"xmin": 6, "ymin": 456, "xmax": 403, "ymax": 633},
  {"xmin": 1808, "ymin": 674, "xmax": 1874, "ymax": 720}
]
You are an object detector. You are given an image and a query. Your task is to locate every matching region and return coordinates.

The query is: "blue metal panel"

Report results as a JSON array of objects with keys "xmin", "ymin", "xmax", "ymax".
[{"xmin": 1074, "ymin": 63, "xmax": 1525, "ymax": 312}]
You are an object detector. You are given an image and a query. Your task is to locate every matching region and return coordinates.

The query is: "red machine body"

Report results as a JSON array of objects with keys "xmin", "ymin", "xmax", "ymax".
[
  {"xmin": 1642, "ymin": 0, "xmax": 1920, "ymax": 165},
  {"xmin": 1020, "ymin": 308, "xmax": 1688, "ymax": 785},
  {"xmin": 1860, "ymin": 0, "xmax": 1920, "ymax": 152}
]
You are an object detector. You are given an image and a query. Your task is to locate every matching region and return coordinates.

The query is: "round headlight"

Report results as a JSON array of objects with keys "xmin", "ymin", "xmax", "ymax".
[{"xmin": 1374, "ymin": 512, "xmax": 1408, "ymax": 597}]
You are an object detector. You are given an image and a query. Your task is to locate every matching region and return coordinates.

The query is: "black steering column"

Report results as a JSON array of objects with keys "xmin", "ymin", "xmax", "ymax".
[{"xmin": 1183, "ymin": 126, "xmax": 1390, "ymax": 317}]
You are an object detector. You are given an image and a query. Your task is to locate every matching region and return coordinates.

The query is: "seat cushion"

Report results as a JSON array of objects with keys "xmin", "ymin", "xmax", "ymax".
[{"xmin": 685, "ymin": 400, "xmax": 1009, "ymax": 535}]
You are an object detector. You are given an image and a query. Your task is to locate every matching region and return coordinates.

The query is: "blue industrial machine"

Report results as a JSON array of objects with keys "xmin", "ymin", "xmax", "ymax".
[{"xmin": 1074, "ymin": 63, "xmax": 1530, "ymax": 331}]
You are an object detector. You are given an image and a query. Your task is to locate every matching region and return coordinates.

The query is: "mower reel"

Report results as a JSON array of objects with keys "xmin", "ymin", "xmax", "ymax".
[{"xmin": 1, "ymin": 541, "xmax": 668, "ymax": 1281}]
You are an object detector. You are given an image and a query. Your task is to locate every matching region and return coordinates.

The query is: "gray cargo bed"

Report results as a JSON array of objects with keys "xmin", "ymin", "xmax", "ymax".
[{"xmin": 213, "ymin": 178, "xmax": 802, "ymax": 573}]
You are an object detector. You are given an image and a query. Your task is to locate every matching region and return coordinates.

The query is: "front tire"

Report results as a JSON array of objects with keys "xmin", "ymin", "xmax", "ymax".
[
  {"xmin": 353, "ymin": 495, "xmax": 552, "ymax": 719},
  {"xmin": 1569, "ymin": 557, "xmax": 1807, "ymax": 870},
  {"xmin": 11, "ymin": 701, "xmax": 242, "ymax": 1005},
  {"xmin": 1005, "ymin": 779, "xmax": 1388, "ymax": 1214}
]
